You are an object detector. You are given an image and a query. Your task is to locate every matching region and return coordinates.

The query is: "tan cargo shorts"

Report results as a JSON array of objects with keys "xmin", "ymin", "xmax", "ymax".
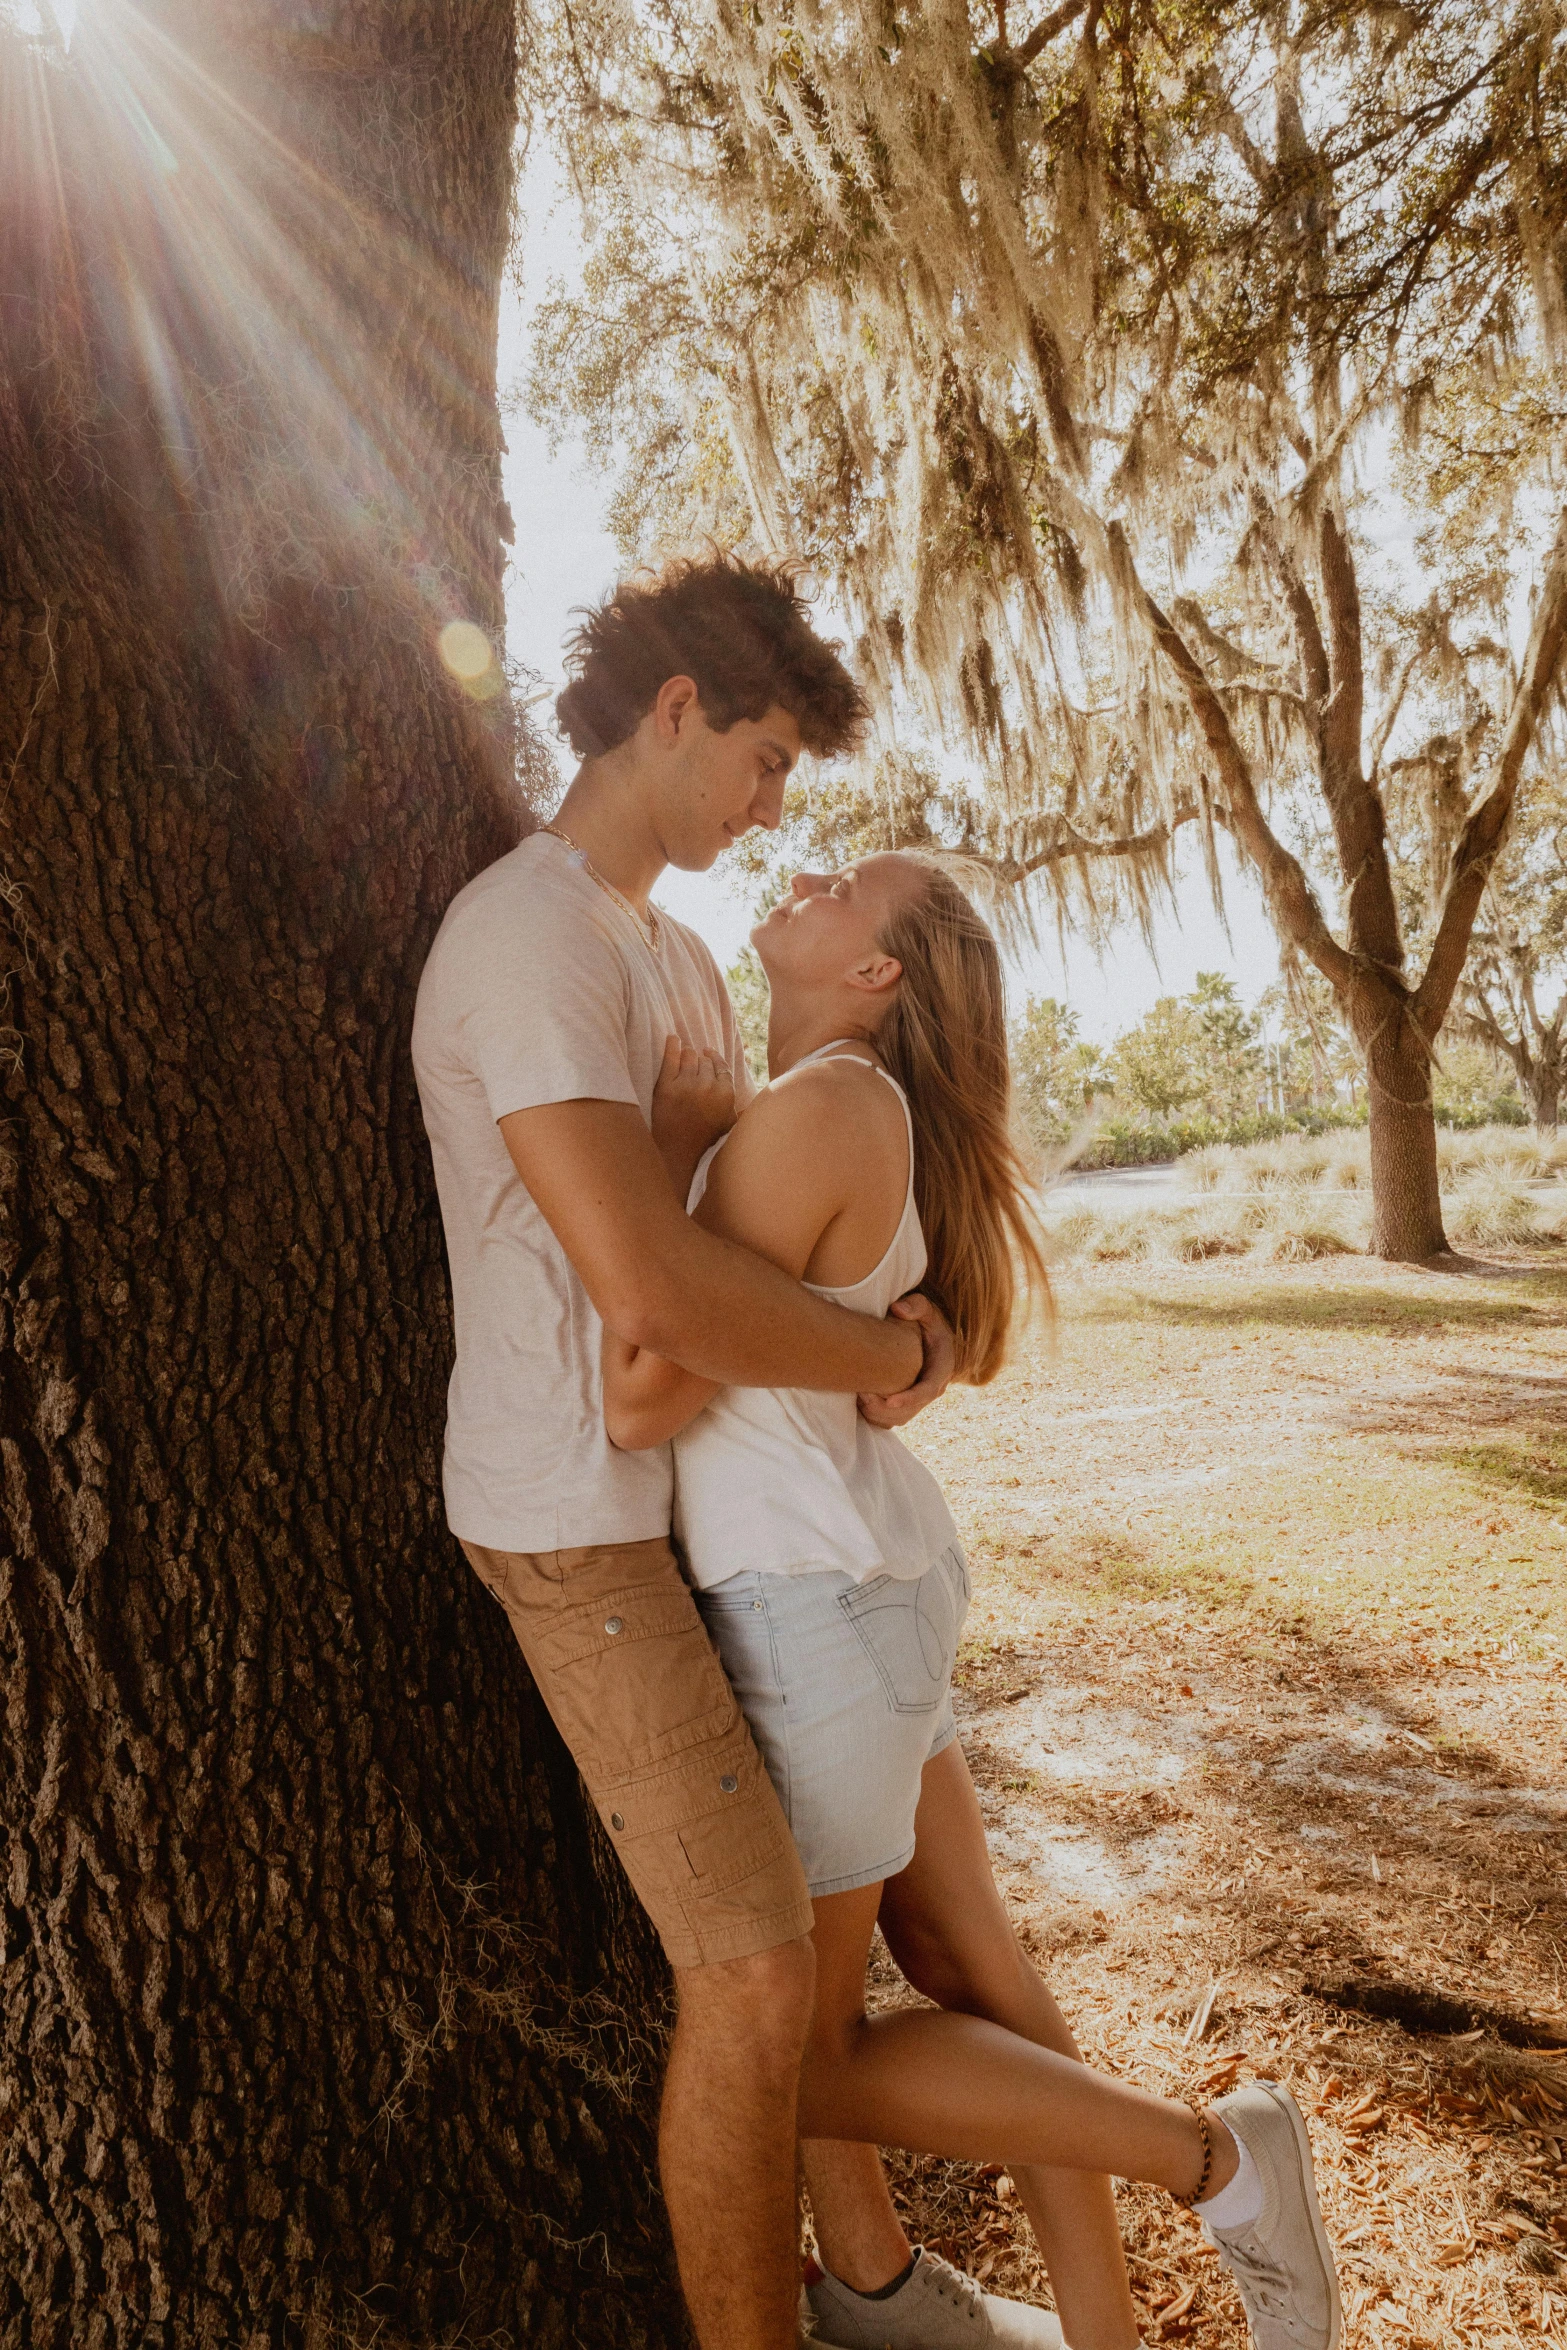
[{"xmin": 461, "ymin": 1534, "xmax": 814, "ymax": 1972}]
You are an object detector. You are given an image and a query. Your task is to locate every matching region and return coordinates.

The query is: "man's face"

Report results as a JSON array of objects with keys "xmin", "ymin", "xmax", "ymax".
[{"xmin": 649, "ymin": 691, "xmax": 801, "ymax": 872}]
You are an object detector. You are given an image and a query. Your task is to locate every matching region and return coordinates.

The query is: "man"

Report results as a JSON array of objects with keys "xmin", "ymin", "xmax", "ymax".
[{"xmin": 413, "ymin": 555, "xmax": 1060, "ymax": 2350}]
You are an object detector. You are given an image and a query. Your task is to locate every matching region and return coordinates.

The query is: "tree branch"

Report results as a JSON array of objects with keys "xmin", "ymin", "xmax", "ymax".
[
  {"xmin": 1414, "ymin": 500, "xmax": 1567, "ymax": 1035},
  {"xmin": 1308, "ymin": 501, "xmax": 1409, "ymax": 978},
  {"xmin": 1453, "ymin": 982, "xmax": 1537, "ymax": 1090},
  {"xmin": 1247, "ymin": 498, "xmax": 1329, "ymax": 721},
  {"xmin": 1013, "ymin": 0, "xmax": 1090, "ymax": 69},
  {"xmin": 1366, "ymin": 640, "xmax": 1431, "ymax": 783},
  {"xmin": 1007, "ymin": 796, "xmax": 1203, "ymax": 880},
  {"xmin": 1198, "ymin": 67, "xmax": 1274, "ymax": 190},
  {"xmin": 1109, "ymin": 523, "xmax": 1360, "ymax": 1000},
  {"xmin": 1318, "ymin": 504, "xmax": 1367, "ymax": 796},
  {"xmin": 1169, "ymin": 595, "xmax": 1282, "ymax": 686}
]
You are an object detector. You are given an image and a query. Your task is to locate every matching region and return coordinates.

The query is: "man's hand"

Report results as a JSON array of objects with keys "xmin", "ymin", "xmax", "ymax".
[
  {"xmin": 650, "ymin": 1034, "xmax": 737, "ymax": 1198},
  {"xmin": 858, "ymin": 1292, "xmax": 955, "ymax": 1428},
  {"xmin": 498, "ymin": 1097, "xmax": 922, "ymax": 1397}
]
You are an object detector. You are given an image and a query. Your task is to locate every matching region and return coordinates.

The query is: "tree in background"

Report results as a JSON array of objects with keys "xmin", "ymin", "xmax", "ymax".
[
  {"xmin": 1257, "ymin": 973, "xmax": 1367, "ymax": 1113},
  {"xmin": 1109, "ymin": 976, "xmax": 1263, "ymax": 1125},
  {"xmin": 1109, "ymin": 998, "xmax": 1211, "ymax": 1123},
  {"xmin": 2, "ymin": 8, "xmax": 676, "ymax": 2343},
  {"xmin": 1011, "ymin": 996, "xmax": 1110, "ymax": 1147},
  {"xmin": 530, "ymin": 0, "xmax": 1567, "ymax": 1260},
  {"xmin": 1454, "ymin": 768, "xmax": 1567, "ymax": 1128},
  {"xmin": 727, "ymin": 944, "xmax": 773, "ymax": 1083}
]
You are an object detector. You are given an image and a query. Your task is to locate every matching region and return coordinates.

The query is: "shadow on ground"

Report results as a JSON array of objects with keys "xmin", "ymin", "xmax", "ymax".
[{"xmin": 1076, "ymin": 1280, "xmax": 1567, "ymax": 1335}]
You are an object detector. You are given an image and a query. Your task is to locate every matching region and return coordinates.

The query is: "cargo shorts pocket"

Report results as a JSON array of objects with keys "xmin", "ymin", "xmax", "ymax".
[
  {"xmin": 674, "ymin": 1756, "xmax": 806, "ymax": 1942},
  {"xmin": 678, "ymin": 1783, "xmax": 789, "ymax": 1894},
  {"xmin": 597, "ymin": 1730, "xmax": 809, "ymax": 1969},
  {"xmin": 837, "ymin": 1561, "xmax": 960, "ymax": 1716},
  {"xmin": 532, "ymin": 1583, "xmax": 738, "ymax": 1779}
]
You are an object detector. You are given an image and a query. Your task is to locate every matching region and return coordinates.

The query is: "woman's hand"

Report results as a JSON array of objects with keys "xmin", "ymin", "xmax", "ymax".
[
  {"xmin": 858, "ymin": 1292, "xmax": 955, "ymax": 1427},
  {"xmin": 651, "ymin": 1034, "xmax": 737, "ymax": 1199}
]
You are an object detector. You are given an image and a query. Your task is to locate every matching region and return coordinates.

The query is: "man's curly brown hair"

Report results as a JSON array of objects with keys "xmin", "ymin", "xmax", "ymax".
[{"xmin": 555, "ymin": 553, "xmax": 869, "ymax": 760}]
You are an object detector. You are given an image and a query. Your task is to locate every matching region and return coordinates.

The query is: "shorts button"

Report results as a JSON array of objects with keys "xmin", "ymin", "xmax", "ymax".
[
  {"xmin": 610, "ymin": 1812, "xmax": 625, "ymax": 1830},
  {"xmin": 752, "ymin": 1600, "xmax": 763, "ymax": 1611},
  {"xmin": 604, "ymin": 1616, "xmax": 623, "ymax": 1635},
  {"xmin": 719, "ymin": 1774, "xmax": 739, "ymax": 1794}
]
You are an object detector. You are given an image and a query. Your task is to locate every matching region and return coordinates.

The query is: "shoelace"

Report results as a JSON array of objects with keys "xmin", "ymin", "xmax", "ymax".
[
  {"xmin": 920, "ymin": 2253, "xmax": 984, "ymax": 2322},
  {"xmin": 1216, "ymin": 2235, "xmax": 1303, "ymax": 2333}
]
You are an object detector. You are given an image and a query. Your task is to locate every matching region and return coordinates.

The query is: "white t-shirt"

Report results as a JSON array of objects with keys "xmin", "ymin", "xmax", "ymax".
[{"xmin": 411, "ymin": 831, "xmax": 755, "ymax": 1553}]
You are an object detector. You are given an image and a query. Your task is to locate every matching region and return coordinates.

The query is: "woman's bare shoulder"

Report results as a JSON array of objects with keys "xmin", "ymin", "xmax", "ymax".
[
  {"xmin": 704, "ymin": 1057, "xmax": 908, "ymax": 1286},
  {"xmin": 728, "ymin": 1062, "xmax": 902, "ymax": 1151},
  {"xmin": 715, "ymin": 1058, "xmax": 894, "ymax": 1170}
]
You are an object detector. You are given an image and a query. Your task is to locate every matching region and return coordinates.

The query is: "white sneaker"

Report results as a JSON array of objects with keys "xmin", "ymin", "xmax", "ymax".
[
  {"xmin": 804, "ymin": 2248, "xmax": 1064, "ymax": 2347},
  {"xmin": 1203, "ymin": 2082, "xmax": 1342, "ymax": 2350}
]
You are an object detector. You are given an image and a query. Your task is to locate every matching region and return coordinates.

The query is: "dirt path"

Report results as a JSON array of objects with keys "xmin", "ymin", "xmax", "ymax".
[{"xmin": 861, "ymin": 1254, "xmax": 1567, "ymax": 2350}]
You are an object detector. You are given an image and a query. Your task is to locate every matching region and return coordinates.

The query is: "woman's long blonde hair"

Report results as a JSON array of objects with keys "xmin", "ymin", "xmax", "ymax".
[{"xmin": 874, "ymin": 859, "xmax": 1051, "ymax": 1383}]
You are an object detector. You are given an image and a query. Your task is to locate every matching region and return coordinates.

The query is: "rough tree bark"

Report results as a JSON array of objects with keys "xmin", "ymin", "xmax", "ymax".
[{"xmin": 0, "ymin": 6, "xmax": 681, "ymax": 2345}]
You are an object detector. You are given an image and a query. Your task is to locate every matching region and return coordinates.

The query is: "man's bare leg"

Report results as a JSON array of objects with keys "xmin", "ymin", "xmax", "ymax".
[
  {"xmin": 801, "ymin": 2137, "xmax": 912, "ymax": 2290},
  {"xmin": 663, "ymin": 1935, "xmax": 816, "ymax": 2350},
  {"xmin": 798, "ymin": 1747, "xmax": 1226, "ymax": 2350}
]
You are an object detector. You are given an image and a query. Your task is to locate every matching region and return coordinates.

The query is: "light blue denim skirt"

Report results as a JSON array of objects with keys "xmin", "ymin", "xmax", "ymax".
[{"xmin": 694, "ymin": 1543, "xmax": 971, "ymax": 1899}]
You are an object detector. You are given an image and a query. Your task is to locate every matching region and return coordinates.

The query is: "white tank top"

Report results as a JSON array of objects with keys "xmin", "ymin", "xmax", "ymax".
[{"xmin": 671, "ymin": 1044, "xmax": 962, "ymax": 1589}]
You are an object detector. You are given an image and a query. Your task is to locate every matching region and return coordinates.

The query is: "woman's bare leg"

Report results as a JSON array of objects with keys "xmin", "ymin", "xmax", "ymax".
[
  {"xmin": 877, "ymin": 1744, "xmax": 1140, "ymax": 2350},
  {"xmin": 798, "ymin": 1749, "xmax": 1239, "ymax": 2350}
]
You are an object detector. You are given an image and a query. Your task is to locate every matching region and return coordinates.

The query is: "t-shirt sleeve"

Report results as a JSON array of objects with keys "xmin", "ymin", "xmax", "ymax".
[{"xmin": 455, "ymin": 881, "xmax": 636, "ymax": 1121}]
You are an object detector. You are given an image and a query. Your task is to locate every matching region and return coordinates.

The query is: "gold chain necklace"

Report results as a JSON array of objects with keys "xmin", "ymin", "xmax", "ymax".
[{"xmin": 540, "ymin": 824, "xmax": 663, "ymax": 953}]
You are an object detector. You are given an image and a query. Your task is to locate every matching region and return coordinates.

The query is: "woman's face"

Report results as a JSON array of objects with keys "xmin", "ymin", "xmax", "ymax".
[{"xmin": 752, "ymin": 852, "xmax": 925, "ymax": 995}]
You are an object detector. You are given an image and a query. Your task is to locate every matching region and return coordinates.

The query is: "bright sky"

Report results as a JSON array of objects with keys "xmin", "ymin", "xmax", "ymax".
[{"xmin": 498, "ymin": 162, "xmax": 1288, "ymax": 1043}]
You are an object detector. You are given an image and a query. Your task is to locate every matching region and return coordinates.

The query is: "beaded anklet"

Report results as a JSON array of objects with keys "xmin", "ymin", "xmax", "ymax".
[{"xmin": 1171, "ymin": 2102, "xmax": 1213, "ymax": 2208}]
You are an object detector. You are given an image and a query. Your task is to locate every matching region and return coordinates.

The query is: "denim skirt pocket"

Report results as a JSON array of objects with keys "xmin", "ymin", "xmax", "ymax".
[{"xmin": 837, "ymin": 1569, "xmax": 953, "ymax": 1715}]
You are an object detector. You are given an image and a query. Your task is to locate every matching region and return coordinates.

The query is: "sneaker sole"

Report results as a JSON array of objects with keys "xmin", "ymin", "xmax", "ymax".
[{"xmin": 1260, "ymin": 2079, "xmax": 1343, "ymax": 2350}]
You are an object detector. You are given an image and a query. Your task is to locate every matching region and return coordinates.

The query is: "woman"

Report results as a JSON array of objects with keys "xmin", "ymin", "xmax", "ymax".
[{"xmin": 603, "ymin": 853, "xmax": 1340, "ymax": 2350}]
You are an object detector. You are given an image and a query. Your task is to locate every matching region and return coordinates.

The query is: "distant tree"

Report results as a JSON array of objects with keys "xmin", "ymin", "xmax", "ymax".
[
  {"xmin": 530, "ymin": 0, "xmax": 1567, "ymax": 1259},
  {"xmin": 1453, "ymin": 769, "xmax": 1567, "ymax": 1129},
  {"xmin": 726, "ymin": 944, "xmax": 773, "ymax": 1083},
  {"xmin": 1107, "ymin": 976, "xmax": 1263, "ymax": 1124},
  {"xmin": 1258, "ymin": 972, "xmax": 1365, "ymax": 1112},
  {"xmin": 1011, "ymin": 996, "xmax": 1110, "ymax": 1148},
  {"xmin": 1431, "ymin": 1038, "xmax": 1529, "ymax": 1127},
  {"xmin": 1110, "ymin": 998, "xmax": 1212, "ymax": 1121},
  {"xmin": 1188, "ymin": 975, "xmax": 1267, "ymax": 1123}
]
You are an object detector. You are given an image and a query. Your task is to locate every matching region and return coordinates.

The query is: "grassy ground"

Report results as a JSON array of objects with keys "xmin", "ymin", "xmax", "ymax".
[
  {"xmin": 852, "ymin": 1250, "xmax": 1567, "ymax": 2350},
  {"xmin": 1046, "ymin": 1125, "xmax": 1567, "ymax": 1263}
]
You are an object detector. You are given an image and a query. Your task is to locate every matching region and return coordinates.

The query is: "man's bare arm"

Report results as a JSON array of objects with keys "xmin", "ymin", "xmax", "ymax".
[{"xmin": 500, "ymin": 1098, "xmax": 925, "ymax": 1395}]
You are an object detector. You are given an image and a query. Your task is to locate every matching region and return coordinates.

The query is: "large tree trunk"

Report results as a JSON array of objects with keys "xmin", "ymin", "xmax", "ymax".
[
  {"xmin": 1525, "ymin": 1037, "xmax": 1563, "ymax": 1133},
  {"xmin": 0, "ymin": 7, "xmax": 681, "ymax": 2344},
  {"xmin": 1363, "ymin": 1027, "xmax": 1447, "ymax": 1259}
]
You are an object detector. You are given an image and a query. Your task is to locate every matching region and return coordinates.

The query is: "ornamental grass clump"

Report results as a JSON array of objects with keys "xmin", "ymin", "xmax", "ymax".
[
  {"xmin": 1437, "ymin": 1127, "xmax": 1567, "ymax": 1183},
  {"xmin": 1445, "ymin": 1174, "xmax": 1559, "ymax": 1249},
  {"xmin": 1043, "ymin": 1122, "xmax": 1564, "ymax": 1262}
]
